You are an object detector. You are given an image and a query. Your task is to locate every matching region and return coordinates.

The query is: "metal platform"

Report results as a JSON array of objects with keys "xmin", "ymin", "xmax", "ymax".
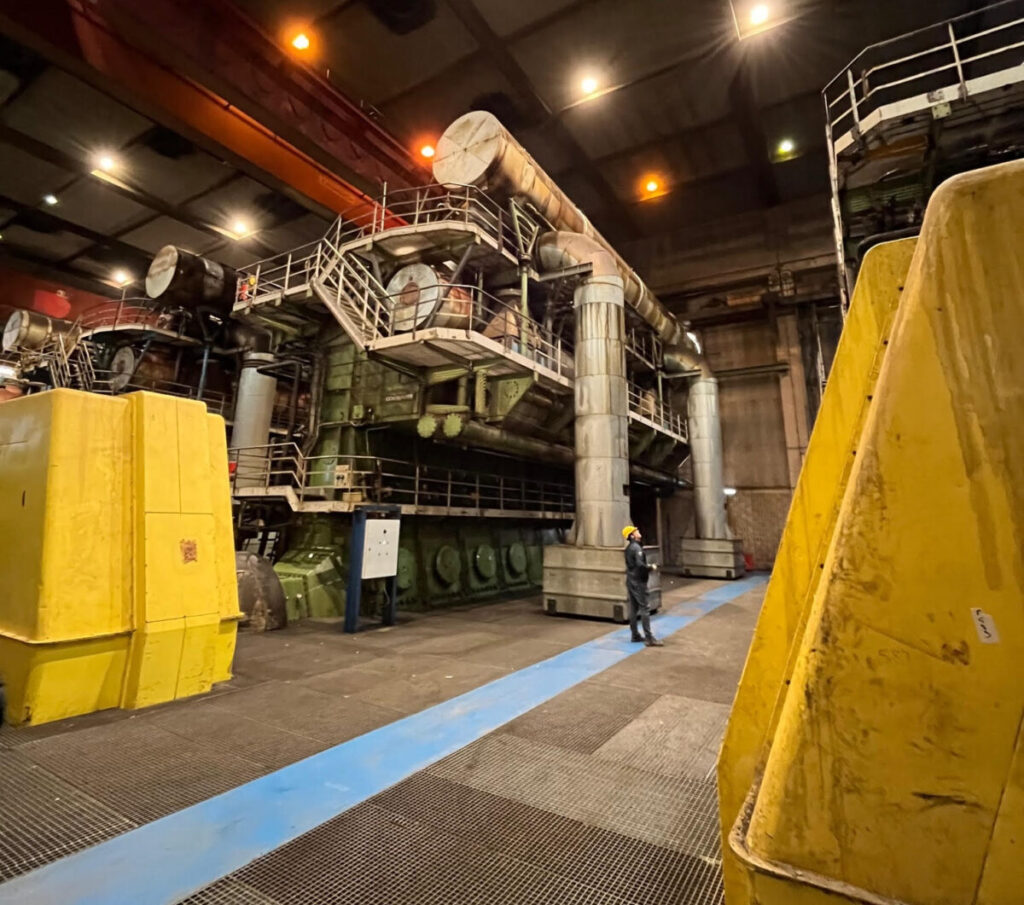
[
  {"xmin": 825, "ymin": 2, "xmax": 1024, "ymax": 303},
  {"xmin": 0, "ymin": 579, "xmax": 765, "ymax": 904}
]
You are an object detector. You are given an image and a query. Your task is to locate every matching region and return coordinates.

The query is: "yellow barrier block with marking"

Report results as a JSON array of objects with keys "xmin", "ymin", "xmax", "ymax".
[
  {"xmin": 0, "ymin": 389, "xmax": 242, "ymax": 726},
  {"xmin": 719, "ymin": 161, "xmax": 1024, "ymax": 903}
]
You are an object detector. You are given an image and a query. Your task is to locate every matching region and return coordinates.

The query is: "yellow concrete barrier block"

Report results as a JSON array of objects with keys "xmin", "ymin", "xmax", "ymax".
[
  {"xmin": 0, "ymin": 635, "xmax": 128, "ymax": 726},
  {"xmin": 0, "ymin": 389, "xmax": 240, "ymax": 726},
  {"xmin": 121, "ymin": 618, "xmax": 186, "ymax": 710},
  {"xmin": 720, "ymin": 161, "xmax": 1024, "ymax": 903}
]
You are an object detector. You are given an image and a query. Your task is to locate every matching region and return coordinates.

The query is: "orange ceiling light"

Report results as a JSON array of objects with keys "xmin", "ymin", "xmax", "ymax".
[
  {"xmin": 641, "ymin": 175, "xmax": 667, "ymax": 199},
  {"xmin": 419, "ymin": 143, "xmax": 436, "ymax": 159},
  {"xmin": 290, "ymin": 31, "xmax": 311, "ymax": 51}
]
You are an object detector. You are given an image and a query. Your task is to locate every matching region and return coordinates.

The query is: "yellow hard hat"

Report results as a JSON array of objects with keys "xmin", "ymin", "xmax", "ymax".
[{"xmin": 622, "ymin": 525, "xmax": 637, "ymax": 539}]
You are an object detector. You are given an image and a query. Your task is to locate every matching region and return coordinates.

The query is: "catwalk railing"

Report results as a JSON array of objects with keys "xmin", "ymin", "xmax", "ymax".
[
  {"xmin": 825, "ymin": 1, "xmax": 1024, "ymax": 156},
  {"xmin": 230, "ymin": 442, "xmax": 575, "ymax": 516}
]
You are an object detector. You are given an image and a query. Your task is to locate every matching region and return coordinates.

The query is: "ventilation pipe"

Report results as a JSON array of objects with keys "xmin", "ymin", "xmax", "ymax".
[
  {"xmin": 230, "ymin": 327, "xmax": 277, "ymax": 489},
  {"xmin": 537, "ymin": 233, "xmax": 630, "ymax": 547},
  {"xmin": 433, "ymin": 111, "xmax": 728, "ymax": 541}
]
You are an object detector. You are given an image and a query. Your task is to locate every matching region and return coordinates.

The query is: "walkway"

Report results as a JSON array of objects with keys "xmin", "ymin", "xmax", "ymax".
[{"xmin": 0, "ymin": 574, "xmax": 766, "ymax": 904}]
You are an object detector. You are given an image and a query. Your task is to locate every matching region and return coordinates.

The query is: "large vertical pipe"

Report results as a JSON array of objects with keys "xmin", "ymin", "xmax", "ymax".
[
  {"xmin": 574, "ymin": 272, "xmax": 631, "ymax": 547},
  {"xmin": 437, "ymin": 110, "xmax": 730, "ymax": 541},
  {"xmin": 688, "ymin": 377, "xmax": 728, "ymax": 539},
  {"xmin": 231, "ymin": 352, "xmax": 277, "ymax": 488},
  {"xmin": 538, "ymin": 233, "xmax": 630, "ymax": 548}
]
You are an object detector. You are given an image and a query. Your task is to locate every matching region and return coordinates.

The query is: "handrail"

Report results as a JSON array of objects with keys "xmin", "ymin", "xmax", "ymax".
[
  {"xmin": 627, "ymin": 383, "xmax": 687, "ymax": 440},
  {"xmin": 825, "ymin": 2, "xmax": 1024, "ymax": 143},
  {"xmin": 229, "ymin": 442, "xmax": 574, "ymax": 515}
]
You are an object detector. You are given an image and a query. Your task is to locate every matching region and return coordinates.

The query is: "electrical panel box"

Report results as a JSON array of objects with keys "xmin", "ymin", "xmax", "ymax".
[{"xmin": 361, "ymin": 519, "xmax": 401, "ymax": 579}]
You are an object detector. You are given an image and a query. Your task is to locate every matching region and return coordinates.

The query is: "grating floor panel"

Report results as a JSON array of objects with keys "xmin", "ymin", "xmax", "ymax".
[
  {"xmin": 429, "ymin": 732, "xmax": 723, "ymax": 860},
  {"xmin": 185, "ymin": 800, "xmax": 634, "ymax": 905},
  {"xmin": 373, "ymin": 772, "xmax": 722, "ymax": 905},
  {"xmin": 201, "ymin": 680, "xmax": 405, "ymax": 746},
  {"xmin": 501, "ymin": 680, "xmax": 660, "ymax": 754},
  {"xmin": 0, "ymin": 749, "xmax": 136, "ymax": 881},
  {"xmin": 593, "ymin": 694, "xmax": 731, "ymax": 781},
  {"xmin": 21, "ymin": 721, "xmax": 267, "ymax": 823},
  {"xmin": 143, "ymin": 704, "xmax": 329, "ymax": 771}
]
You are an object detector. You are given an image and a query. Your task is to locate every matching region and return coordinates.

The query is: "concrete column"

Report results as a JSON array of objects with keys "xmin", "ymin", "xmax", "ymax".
[
  {"xmin": 231, "ymin": 352, "xmax": 277, "ymax": 489},
  {"xmin": 573, "ymin": 274, "xmax": 631, "ymax": 548}
]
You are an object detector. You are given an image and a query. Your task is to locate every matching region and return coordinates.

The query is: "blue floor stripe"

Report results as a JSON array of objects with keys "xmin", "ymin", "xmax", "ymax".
[{"xmin": 0, "ymin": 574, "xmax": 766, "ymax": 905}]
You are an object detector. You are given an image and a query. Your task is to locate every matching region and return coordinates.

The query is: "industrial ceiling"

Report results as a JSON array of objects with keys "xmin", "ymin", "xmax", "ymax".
[{"xmin": 0, "ymin": 0, "xmax": 994, "ymax": 302}]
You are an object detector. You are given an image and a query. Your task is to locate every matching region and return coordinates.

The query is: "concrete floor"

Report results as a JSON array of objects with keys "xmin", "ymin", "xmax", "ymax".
[{"xmin": 0, "ymin": 574, "xmax": 764, "ymax": 904}]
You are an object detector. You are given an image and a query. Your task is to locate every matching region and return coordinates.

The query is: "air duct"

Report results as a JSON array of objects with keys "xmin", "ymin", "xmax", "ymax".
[
  {"xmin": 434, "ymin": 111, "xmax": 728, "ymax": 543},
  {"xmin": 537, "ymin": 232, "xmax": 630, "ymax": 548},
  {"xmin": 230, "ymin": 352, "xmax": 277, "ymax": 489}
]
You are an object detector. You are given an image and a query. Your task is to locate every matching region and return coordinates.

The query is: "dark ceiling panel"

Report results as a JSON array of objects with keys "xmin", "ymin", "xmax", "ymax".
[
  {"xmin": 473, "ymin": 0, "xmax": 582, "ymax": 37},
  {"xmin": 0, "ymin": 141, "xmax": 73, "ymax": 206},
  {"xmin": 116, "ymin": 216, "xmax": 222, "ymax": 258},
  {"xmin": 380, "ymin": 53, "xmax": 516, "ymax": 145},
  {"xmin": 0, "ymin": 224, "xmax": 94, "ymax": 261},
  {"xmin": 232, "ymin": 0, "xmax": 342, "ymax": 33},
  {"xmin": 0, "ymin": 68, "xmax": 151, "ymax": 161},
  {"xmin": 120, "ymin": 143, "xmax": 236, "ymax": 207},
  {"xmin": 258, "ymin": 212, "xmax": 333, "ymax": 252},
  {"xmin": 559, "ymin": 56, "xmax": 734, "ymax": 160},
  {"xmin": 508, "ymin": 0, "xmax": 732, "ymax": 113},
  {"xmin": 317, "ymin": 2, "xmax": 478, "ymax": 104},
  {"xmin": 597, "ymin": 119, "xmax": 748, "ymax": 201},
  {"xmin": 184, "ymin": 175, "xmax": 280, "ymax": 236},
  {"xmin": 49, "ymin": 179, "xmax": 151, "ymax": 235}
]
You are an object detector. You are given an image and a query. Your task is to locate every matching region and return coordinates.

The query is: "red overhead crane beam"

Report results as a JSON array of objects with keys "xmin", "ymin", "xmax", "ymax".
[{"xmin": 0, "ymin": 0, "xmax": 423, "ymax": 220}]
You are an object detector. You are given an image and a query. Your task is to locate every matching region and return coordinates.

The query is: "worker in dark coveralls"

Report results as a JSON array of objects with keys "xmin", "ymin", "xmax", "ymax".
[{"xmin": 622, "ymin": 526, "xmax": 663, "ymax": 647}]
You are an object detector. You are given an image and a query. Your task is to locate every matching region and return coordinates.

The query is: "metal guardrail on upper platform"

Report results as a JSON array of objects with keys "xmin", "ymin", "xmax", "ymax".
[
  {"xmin": 237, "ymin": 184, "xmax": 537, "ymax": 309},
  {"xmin": 230, "ymin": 442, "xmax": 574, "ymax": 519},
  {"xmin": 825, "ymin": 1, "xmax": 1024, "ymax": 157},
  {"xmin": 236, "ymin": 185, "xmax": 573, "ymax": 387},
  {"xmin": 824, "ymin": 0, "xmax": 1024, "ymax": 307},
  {"xmin": 628, "ymin": 383, "xmax": 687, "ymax": 441}
]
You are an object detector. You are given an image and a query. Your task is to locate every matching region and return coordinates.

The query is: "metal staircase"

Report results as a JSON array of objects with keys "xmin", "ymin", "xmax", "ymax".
[{"xmin": 310, "ymin": 239, "xmax": 393, "ymax": 346}]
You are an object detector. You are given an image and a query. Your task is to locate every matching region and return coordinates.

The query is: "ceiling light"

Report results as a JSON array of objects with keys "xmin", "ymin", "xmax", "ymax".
[
  {"xmin": 645, "ymin": 179, "xmax": 660, "ymax": 194},
  {"xmin": 231, "ymin": 219, "xmax": 251, "ymax": 238},
  {"xmin": 43, "ymin": 194, "xmax": 58, "ymax": 206},
  {"xmin": 419, "ymin": 144, "xmax": 435, "ymax": 159},
  {"xmin": 581, "ymin": 76, "xmax": 598, "ymax": 95},
  {"xmin": 112, "ymin": 270, "xmax": 131, "ymax": 286},
  {"xmin": 291, "ymin": 32, "xmax": 311, "ymax": 51},
  {"xmin": 724, "ymin": 487, "xmax": 738, "ymax": 497},
  {"xmin": 777, "ymin": 138, "xmax": 795, "ymax": 155},
  {"xmin": 95, "ymin": 153, "xmax": 117, "ymax": 173},
  {"xmin": 750, "ymin": 4, "xmax": 770, "ymax": 26}
]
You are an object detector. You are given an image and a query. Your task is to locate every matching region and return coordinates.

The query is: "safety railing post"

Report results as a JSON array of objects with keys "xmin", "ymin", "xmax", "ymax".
[
  {"xmin": 949, "ymin": 22, "xmax": 968, "ymax": 100},
  {"xmin": 846, "ymin": 68, "xmax": 862, "ymax": 139}
]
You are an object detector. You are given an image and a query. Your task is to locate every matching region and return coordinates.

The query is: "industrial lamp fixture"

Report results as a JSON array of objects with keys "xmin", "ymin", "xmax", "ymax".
[{"xmin": 730, "ymin": 0, "xmax": 798, "ymax": 39}]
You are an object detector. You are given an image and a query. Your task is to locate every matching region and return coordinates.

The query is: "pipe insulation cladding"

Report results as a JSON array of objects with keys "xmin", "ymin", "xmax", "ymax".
[
  {"xmin": 230, "ymin": 352, "xmax": 277, "ymax": 489},
  {"xmin": 538, "ymin": 233, "xmax": 630, "ymax": 548},
  {"xmin": 435, "ymin": 110, "xmax": 728, "ymax": 540}
]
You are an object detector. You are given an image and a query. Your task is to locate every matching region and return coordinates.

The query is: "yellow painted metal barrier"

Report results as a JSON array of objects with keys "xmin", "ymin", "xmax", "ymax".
[
  {"xmin": 718, "ymin": 160, "xmax": 1024, "ymax": 904},
  {"xmin": 0, "ymin": 389, "xmax": 241, "ymax": 726}
]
